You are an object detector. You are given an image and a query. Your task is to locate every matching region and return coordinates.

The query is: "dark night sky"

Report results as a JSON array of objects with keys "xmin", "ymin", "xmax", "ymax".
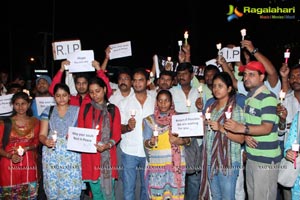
[{"xmin": 2, "ymin": 0, "xmax": 300, "ymax": 81}]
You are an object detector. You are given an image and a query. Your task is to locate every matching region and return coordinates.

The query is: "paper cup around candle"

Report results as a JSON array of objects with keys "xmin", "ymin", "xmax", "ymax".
[
  {"xmin": 178, "ymin": 40, "xmax": 182, "ymax": 46},
  {"xmin": 225, "ymin": 112, "xmax": 232, "ymax": 119},
  {"xmin": 292, "ymin": 143, "xmax": 299, "ymax": 151},
  {"xmin": 284, "ymin": 52, "xmax": 290, "ymax": 59},
  {"xmin": 17, "ymin": 146, "xmax": 24, "ymax": 156}
]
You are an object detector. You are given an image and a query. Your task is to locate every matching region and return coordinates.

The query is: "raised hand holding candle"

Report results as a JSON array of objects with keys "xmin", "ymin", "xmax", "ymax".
[
  {"xmin": 150, "ymin": 72, "xmax": 155, "ymax": 83},
  {"xmin": 240, "ymin": 28, "xmax": 247, "ymax": 40},
  {"xmin": 284, "ymin": 49, "xmax": 290, "ymax": 64},
  {"xmin": 178, "ymin": 40, "xmax": 182, "ymax": 51},
  {"xmin": 17, "ymin": 146, "xmax": 24, "ymax": 156},
  {"xmin": 216, "ymin": 43, "xmax": 222, "ymax": 55},
  {"xmin": 184, "ymin": 31, "xmax": 189, "ymax": 45}
]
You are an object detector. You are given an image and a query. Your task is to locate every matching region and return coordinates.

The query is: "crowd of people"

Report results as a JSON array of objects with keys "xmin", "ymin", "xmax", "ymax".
[{"xmin": 0, "ymin": 38, "xmax": 300, "ymax": 200}]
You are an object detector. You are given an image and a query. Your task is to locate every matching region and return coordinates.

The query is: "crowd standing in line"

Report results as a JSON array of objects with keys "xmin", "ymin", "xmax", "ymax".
[{"xmin": 1, "ymin": 33, "xmax": 300, "ymax": 200}]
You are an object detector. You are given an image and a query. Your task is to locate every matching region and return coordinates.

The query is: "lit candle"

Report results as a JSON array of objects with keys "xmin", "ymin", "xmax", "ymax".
[
  {"xmin": 240, "ymin": 28, "xmax": 247, "ymax": 40},
  {"xmin": 284, "ymin": 49, "xmax": 290, "ymax": 64},
  {"xmin": 198, "ymin": 85, "xmax": 203, "ymax": 93},
  {"xmin": 150, "ymin": 72, "xmax": 154, "ymax": 78},
  {"xmin": 17, "ymin": 146, "xmax": 24, "ymax": 156},
  {"xmin": 52, "ymin": 131, "xmax": 57, "ymax": 142},
  {"xmin": 216, "ymin": 43, "xmax": 222, "ymax": 55},
  {"xmin": 153, "ymin": 124, "xmax": 158, "ymax": 147},
  {"xmin": 279, "ymin": 90, "xmax": 286, "ymax": 104},
  {"xmin": 130, "ymin": 110, "xmax": 136, "ymax": 118},
  {"xmin": 292, "ymin": 141, "xmax": 299, "ymax": 169},
  {"xmin": 178, "ymin": 40, "xmax": 182, "ymax": 51},
  {"xmin": 184, "ymin": 31, "xmax": 189, "ymax": 44},
  {"xmin": 225, "ymin": 105, "xmax": 232, "ymax": 119},
  {"xmin": 205, "ymin": 107, "xmax": 211, "ymax": 120},
  {"xmin": 167, "ymin": 57, "xmax": 171, "ymax": 62},
  {"xmin": 186, "ymin": 99, "xmax": 191, "ymax": 107}
]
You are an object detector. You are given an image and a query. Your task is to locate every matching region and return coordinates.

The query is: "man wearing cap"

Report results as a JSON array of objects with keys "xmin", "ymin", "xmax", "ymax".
[
  {"xmin": 31, "ymin": 75, "xmax": 53, "ymax": 119},
  {"xmin": 224, "ymin": 61, "xmax": 281, "ymax": 200},
  {"xmin": 30, "ymin": 74, "xmax": 52, "ymax": 200}
]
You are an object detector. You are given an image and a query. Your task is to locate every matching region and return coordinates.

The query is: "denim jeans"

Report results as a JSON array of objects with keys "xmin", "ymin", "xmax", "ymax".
[
  {"xmin": 185, "ymin": 171, "xmax": 201, "ymax": 200},
  {"xmin": 208, "ymin": 162, "xmax": 240, "ymax": 200},
  {"xmin": 121, "ymin": 151, "xmax": 147, "ymax": 200}
]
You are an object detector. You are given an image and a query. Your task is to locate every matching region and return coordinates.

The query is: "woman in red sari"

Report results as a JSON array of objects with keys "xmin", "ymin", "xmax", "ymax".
[{"xmin": 0, "ymin": 91, "xmax": 40, "ymax": 199}]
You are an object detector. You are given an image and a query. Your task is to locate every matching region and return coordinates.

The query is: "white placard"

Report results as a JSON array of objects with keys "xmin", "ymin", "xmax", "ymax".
[
  {"xmin": 172, "ymin": 112, "xmax": 204, "ymax": 137},
  {"xmin": 219, "ymin": 47, "xmax": 241, "ymax": 62},
  {"xmin": 0, "ymin": 94, "xmax": 13, "ymax": 115},
  {"xmin": 109, "ymin": 41, "xmax": 132, "ymax": 60},
  {"xmin": 205, "ymin": 58, "xmax": 218, "ymax": 67},
  {"xmin": 52, "ymin": 40, "xmax": 81, "ymax": 60},
  {"xmin": 67, "ymin": 127, "xmax": 98, "ymax": 153},
  {"xmin": 67, "ymin": 50, "xmax": 95, "ymax": 73},
  {"xmin": 35, "ymin": 97, "xmax": 56, "ymax": 116}
]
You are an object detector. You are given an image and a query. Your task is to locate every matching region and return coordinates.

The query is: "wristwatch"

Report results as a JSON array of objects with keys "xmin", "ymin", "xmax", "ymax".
[
  {"xmin": 251, "ymin": 48, "xmax": 259, "ymax": 55},
  {"xmin": 244, "ymin": 125, "xmax": 250, "ymax": 134}
]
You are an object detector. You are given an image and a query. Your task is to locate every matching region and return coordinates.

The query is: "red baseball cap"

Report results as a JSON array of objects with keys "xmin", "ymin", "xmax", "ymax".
[{"xmin": 239, "ymin": 61, "xmax": 265, "ymax": 74}]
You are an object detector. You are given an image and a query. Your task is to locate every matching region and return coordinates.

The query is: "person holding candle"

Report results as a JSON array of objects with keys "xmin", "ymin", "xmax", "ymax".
[
  {"xmin": 143, "ymin": 89, "xmax": 190, "ymax": 200},
  {"xmin": 78, "ymin": 77, "xmax": 121, "ymax": 200},
  {"xmin": 39, "ymin": 83, "xmax": 82, "ymax": 199},
  {"xmin": 0, "ymin": 91, "xmax": 40, "ymax": 199},
  {"xmin": 199, "ymin": 72, "xmax": 245, "ymax": 200},
  {"xmin": 119, "ymin": 68, "xmax": 156, "ymax": 200},
  {"xmin": 169, "ymin": 62, "xmax": 204, "ymax": 199},
  {"xmin": 283, "ymin": 109, "xmax": 300, "ymax": 199},
  {"xmin": 224, "ymin": 61, "xmax": 281, "ymax": 200}
]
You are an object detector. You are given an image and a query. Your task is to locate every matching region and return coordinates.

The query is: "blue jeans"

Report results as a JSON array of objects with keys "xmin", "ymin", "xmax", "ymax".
[
  {"xmin": 121, "ymin": 151, "xmax": 147, "ymax": 200},
  {"xmin": 208, "ymin": 162, "xmax": 240, "ymax": 200},
  {"xmin": 185, "ymin": 171, "xmax": 201, "ymax": 200}
]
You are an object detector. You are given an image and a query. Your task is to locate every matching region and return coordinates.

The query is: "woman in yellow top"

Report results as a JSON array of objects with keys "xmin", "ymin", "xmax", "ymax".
[{"xmin": 143, "ymin": 89, "xmax": 191, "ymax": 200}]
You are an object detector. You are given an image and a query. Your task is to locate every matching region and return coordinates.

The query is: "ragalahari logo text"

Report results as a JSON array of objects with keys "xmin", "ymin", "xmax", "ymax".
[{"xmin": 227, "ymin": 5, "xmax": 244, "ymax": 22}]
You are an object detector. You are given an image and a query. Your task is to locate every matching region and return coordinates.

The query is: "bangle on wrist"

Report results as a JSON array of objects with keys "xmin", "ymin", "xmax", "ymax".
[
  {"xmin": 185, "ymin": 138, "xmax": 192, "ymax": 146},
  {"xmin": 107, "ymin": 142, "xmax": 112, "ymax": 149},
  {"xmin": 251, "ymin": 48, "xmax": 259, "ymax": 55},
  {"xmin": 148, "ymin": 140, "xmax": 154, "ymax": 148},
  {"xmin": 244, "ymin": 124, "xmax": 250, "ymax": 134}
]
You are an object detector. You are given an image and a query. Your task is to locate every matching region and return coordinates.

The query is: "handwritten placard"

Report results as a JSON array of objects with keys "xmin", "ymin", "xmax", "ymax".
[
  {"xmin": 67, "ymin": 127, "xmax": 98, "ymax": 153},
  {"xmin": 67, "ymin": 50, "xmax": 95, "ymax": 73},
  {"xmin": 172, "ymin": 112, "xmax": 204, "ymax": 137},
  {"xmin": 0, "ymin": 94, "xmax": 13, "ymax": 115},
  {"xmin": 52, "ymin": 39, "xmax": 81, "ymax": 60},
  {"xmin": 109, "ymin": 41, "xmax": 132, "ymax": 60},
  {"xmin": 35, "ymin": 97, "xmax": 56, "ymax": 116}
]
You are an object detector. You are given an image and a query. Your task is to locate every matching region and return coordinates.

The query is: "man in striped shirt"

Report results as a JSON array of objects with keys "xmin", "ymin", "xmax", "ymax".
[{"xmin": 224, "ymin": 61, "xmax": 281, "ymax": 200}]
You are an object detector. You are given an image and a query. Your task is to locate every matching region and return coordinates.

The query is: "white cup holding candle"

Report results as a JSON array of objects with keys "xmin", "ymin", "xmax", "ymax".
[
  {"xmin": 225, "ymin": 111, "xmax": 232, "ymax": 119},
  {"xmin": 292, "ymin": 142, "xmax": 299, "ymax": 152},
  {"xmin": 51, "ymin": 130, "xmax": 58, "ymax": 150},
  {"xmin": 130, "ymin": 110, "xmax": 136, "ymax": 118},
  {"xmin": 17, "ymin": 146, "xmax": 24, "ymax": 156}
]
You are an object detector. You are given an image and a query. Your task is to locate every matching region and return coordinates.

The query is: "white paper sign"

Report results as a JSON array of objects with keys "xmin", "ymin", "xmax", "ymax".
[
  {"xmin": 0, "ymin": 94, "xmax": 13, "ymax": 115},
  {"xmin": 35, "ymin": 97, "xmax": 56, "ymax": 116},
  {"xmin": 219, "ymin": 47, "xmax": 241, "ymax": 62},
  {"xmin": 67, "ymin": 127, "xmax": 98, "ymax": 153},
  {"xmin": 205, "ymin": 58, "xmax": 218, "ymax": 66},
  {"xmin": 52, "ymin": 40, "xmax": 81, "ymax": 60},
  {"xmin": 67, "ymin": 50, "xmax": 95, "ymax": 73},
  {"xmin": 172, "ymin": 112, "xmax": 204, "ymax": 137},
  {"xmin": 109, "ymin": 41, "xmax": 132, "ymax": 60}
]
